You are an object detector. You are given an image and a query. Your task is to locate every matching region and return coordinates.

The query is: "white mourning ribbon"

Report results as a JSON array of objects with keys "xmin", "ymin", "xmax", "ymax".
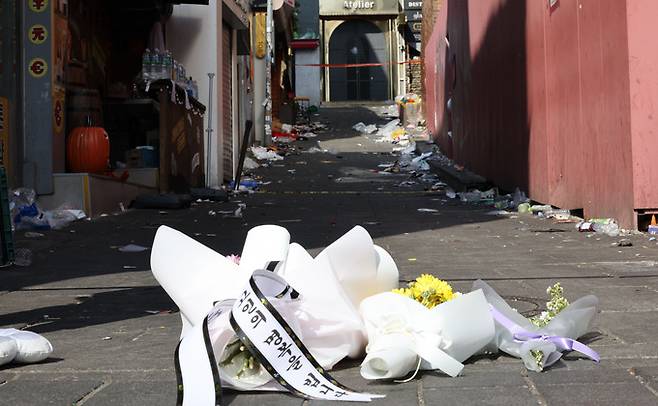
[{"xmin": 175, "ymin": 270, "xmax": 382, "ymax": 405}]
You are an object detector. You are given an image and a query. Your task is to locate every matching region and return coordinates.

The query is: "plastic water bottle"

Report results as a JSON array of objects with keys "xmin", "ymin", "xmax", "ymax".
[
  {"xmin": 142, "ymin": 48, "xmax": 152, "ymax": 80},
  {"xmin": 151, "ymin": 49, "xmax": 161, "ymax": 80},
  {"xmin": 164, "ymin": 51, "xmax": 173, "ymax": 80}
]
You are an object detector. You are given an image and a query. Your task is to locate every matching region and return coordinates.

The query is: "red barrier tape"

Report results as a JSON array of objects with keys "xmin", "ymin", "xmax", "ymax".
[{"xmin": 296, "ymin": 59, "xmax": 423, "ymax": 68}]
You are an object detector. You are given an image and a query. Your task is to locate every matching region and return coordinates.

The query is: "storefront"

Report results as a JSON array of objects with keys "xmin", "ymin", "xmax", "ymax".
[
  {"xmin": 10, "ymin": 0, "xmax": 215, "ymax": 215},
  {"xmin": 319, "ymin": 0, "xmax": 401, "ymax": 102}
]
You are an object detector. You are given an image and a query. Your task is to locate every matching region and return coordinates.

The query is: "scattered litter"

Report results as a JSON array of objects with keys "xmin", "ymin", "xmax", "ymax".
[
  {"xmin": 417, "ymin": 208, "xmax": 439, "ymax": 213},
  {"xmin": 288, "ymin": 169, "xmax": 297, "ymax": 175},
  {"xmin": 118, "ymin": 244, "xmax": 149, "ymax": 253},
  {"xmin": 408, "ymin": 258, "xmax": 417, "ymax": 262},
  {"xmin": 446, "ymin": 188, "xmax": 457, "ymax": 199},
  {"xmin": 431, "ymin": 181, "xmax": 447, "ymax": 191},
  {"xmin": 396, "ymin": 93, "xmax": 422, "ymax": 127},
  {"xmin": 224, "ymin": 204, "xmax": 246, "ymax": 218},
  {"xmin": 617, "ymin": 239, "xmax": 633, "ymax": 247},
  {"xmin": 208, "ymin": 210, "xmax": 217, "ymax": 216},
  {"xmin": 517, "ymin": 203, "xmax": 531, "ymax": 214},
  {"xmin": 487, "ymin": 210, "xmax": 510, "ymax": 216},
  {"xmin": 229, "ymin": 179, "xmax": 260, "ymax": 192},
  {"xmin": 102, "ymin": 336, "xmax": 112, "ymax": 341},
  {"xmin": 578, "ymin": 219, "xmax": 620, "ymax": 237},
  {"xmin": 304, "ymin": 147, "xmax": 324, "ymax": 154},
  {"xmin": 649, "ymin": 215, "xmax": 658, "ymax": 235},
  {"xmin": 24, "ymin": 232, "xmax": 45, "ymax": 238},
  {"xmin": 243, "ymin": 157, "xmax": 259, "ymax": 170},
  {"xmin": 459, "ymin": 189, "xmax": 495, "ymax": 204},
  {"xmin": 352, "ymin": 122, "xmax": 377, "ymax": 134},
  {"xmin": 251, "ymin": 146, "xmax": 283, "ymax": 161},
  {"xmin": 13, "ymin": 248, "xmax": 32, "ymax": 267}
]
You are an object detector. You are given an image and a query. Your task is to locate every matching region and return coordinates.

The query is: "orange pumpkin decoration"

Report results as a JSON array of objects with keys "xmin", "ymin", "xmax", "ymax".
[{"xmin": 66, "ymin": 126, "xmax": 110, "ymax": 173}]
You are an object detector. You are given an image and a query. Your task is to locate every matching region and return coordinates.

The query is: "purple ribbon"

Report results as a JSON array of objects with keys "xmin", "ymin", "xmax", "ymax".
[{"xmin": 490, "ymin": 307, "xmax": 600, "ymax": 365}]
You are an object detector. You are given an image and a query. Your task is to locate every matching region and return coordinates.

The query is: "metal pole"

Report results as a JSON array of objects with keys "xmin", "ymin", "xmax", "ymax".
[
  {"xmin": 206, "ymin": 72, "xmax": 215, "ymax": 188},
  {"xmin": 265, "ymin": 0, "xmax": 273, "ymax": 144}
]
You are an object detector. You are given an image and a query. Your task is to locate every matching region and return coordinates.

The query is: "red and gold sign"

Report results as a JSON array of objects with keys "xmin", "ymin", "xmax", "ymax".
[
  {"xmin": 28, "ymin": 0, "xmax": 49, "ymax": 13},
  {"xmin": 28, "ymin": 58, "xmax": 48, "ymax": 78},
  {"xmin": 29, "ymin": 24, "xmax": 48, "ymax": 45}
]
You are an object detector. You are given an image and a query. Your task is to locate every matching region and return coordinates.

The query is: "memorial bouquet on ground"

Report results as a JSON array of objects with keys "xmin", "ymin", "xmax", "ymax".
[
  {"xmin": 150, "ymin": 224, "xmax": 601, "ymax": 405},
  {"xmin": 472, "ymin": 280, "xmax": 600, "ymax": 372}
]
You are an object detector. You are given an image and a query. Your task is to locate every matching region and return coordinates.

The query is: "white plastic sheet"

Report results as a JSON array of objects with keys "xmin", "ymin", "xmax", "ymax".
[
  {"xmin": 359, "ymin": 290, "xmax": 495, "ymax": 380},
  {"xmin": 472, "ymin": 280, "xmax": 599, "ymax": 372}
]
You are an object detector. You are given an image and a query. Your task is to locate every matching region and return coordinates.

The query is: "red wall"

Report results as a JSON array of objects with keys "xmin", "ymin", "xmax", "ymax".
[
  {"xmin": 424, "ymin": 0, "xmax": 651, "ymax": 228},
  {"xmin": 627, "ymin": 0, "xmax": 658, "ymax": 210}
]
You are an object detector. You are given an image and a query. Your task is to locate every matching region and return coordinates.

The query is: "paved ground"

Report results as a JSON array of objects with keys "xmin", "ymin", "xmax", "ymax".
[{"xmin": 1, "ymin": 105, "xmax": 658, "ymax": 405}]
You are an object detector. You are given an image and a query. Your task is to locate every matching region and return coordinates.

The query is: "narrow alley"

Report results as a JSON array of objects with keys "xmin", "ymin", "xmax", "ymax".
[{"xmin": 1, "ymin": 106, "xmax": 658, "ymax": 405}]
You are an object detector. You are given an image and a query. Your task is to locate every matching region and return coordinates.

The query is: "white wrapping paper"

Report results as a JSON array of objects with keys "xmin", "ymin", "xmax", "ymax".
[
  {"xmin": 151, "ymin": 224, "xmax": 400, "ymax": 392},
  {"xmin": 239, "ymin": 225, "xmax": 290, "ymax": 273},
  {"xmin": 472, "ymin": 279, "xmax": 599, "ymax": 372},
  {"xmin": 359, "ymin": 290, "xmax": 495, "ymax": 380}
]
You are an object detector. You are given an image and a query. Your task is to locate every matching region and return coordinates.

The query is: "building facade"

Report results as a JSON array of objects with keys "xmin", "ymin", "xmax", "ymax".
[
  {"xmin": 293, "ymin": 0, "xmax": 321, "ymax": 107},
  {"xmin": 423, "ymin": 0, "xmax": 658, "ymax": 229},
  {"xmin": 169, "ymin": 0, "xmax": 252, "ymax": 185},
  {"xmin": 319, "ymin": 0, "xmax": 402, "ymax": 102}
]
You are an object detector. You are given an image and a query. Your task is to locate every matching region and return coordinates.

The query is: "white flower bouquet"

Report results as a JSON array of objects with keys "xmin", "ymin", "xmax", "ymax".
[
  {"xmin": 472, "ymin": 279, "xmax": 600, "ymax": 372},
  {"xmin": 150, "ymin": 224, "xmax": 399, "ymax": 400},
  {"xmin": 359, "ymin": 275, "xmax": 495, "ymax": 380}
]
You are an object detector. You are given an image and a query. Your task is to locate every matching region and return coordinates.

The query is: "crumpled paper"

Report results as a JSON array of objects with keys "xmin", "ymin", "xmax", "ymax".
[{"xmin": 472, "ymin": 280, "xmax": 599, "ymax": 372}]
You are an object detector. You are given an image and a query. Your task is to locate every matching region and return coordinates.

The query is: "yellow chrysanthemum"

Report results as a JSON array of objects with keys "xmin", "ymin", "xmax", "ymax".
[{"xmin": 392, "ymin": 274, "xmax": 455, "ymax": 309}]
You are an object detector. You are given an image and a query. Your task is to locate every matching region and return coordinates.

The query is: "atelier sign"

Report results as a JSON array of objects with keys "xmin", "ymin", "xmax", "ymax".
[{"xmin": 320, "ymin": 0, "xmax": 399, "ymax": 16}]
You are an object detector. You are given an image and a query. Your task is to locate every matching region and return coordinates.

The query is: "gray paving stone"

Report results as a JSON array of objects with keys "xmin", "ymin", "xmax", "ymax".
[
  {"xmin": 534, "ymin": 382, "xmax": 657, "ymax": 406},
  {"xmin": 527, "ymin": 367, "xmax": 636, "ymax": 386},
  {"xmin": 422, "ymin": 386, "xmax": 539, "ymax": 406},
  {"xmin": 0, "ymin": 378, "xmax": 103, "ymax": 405},
  {"xmin": 84, "ymin": 381, "xmax": 175, "ymax": 406},
  {"xmin": 422, "ymin": 369, "xmax": 527, "ymax": 389}
]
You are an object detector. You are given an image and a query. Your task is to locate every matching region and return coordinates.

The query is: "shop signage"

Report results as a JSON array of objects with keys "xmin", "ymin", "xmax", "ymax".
[
  {"xmin": 404, "ymin": 0, "xmax": 422, "ymax": 10},
  {"xmin": 28, "ymin": 58, "xmax": 48, "ymax": 78},
  {"xmin": 29, "ymin": 24, "xmax": 48, "ymax": 44},
  {"xmin": 405, "ymin": 9, "xmax": 422, "ymax": 22},
  {"xmin": 320, "ymin": 0, "xmax": 399, "ymax": 16},
  {"xmin": 23, "ymin": 0, "xmax": 54, "ymax": 193},
  {"xmin": 28, "ymin": 0, "xmax": 48, "ymax": 13},
  {"xmin": 409, "ymin": 21, "xmax": 422, "ymax": 33}
]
